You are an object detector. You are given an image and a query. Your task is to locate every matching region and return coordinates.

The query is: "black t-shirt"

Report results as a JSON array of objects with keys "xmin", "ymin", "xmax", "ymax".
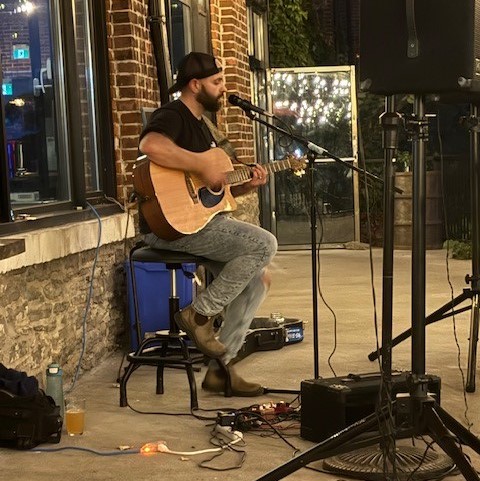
[
  {"xmin": 138, "ymin": 99, "xmax": 218, "ymax": 234},
  {"xmin": 139, "ymin": 99, "xmax": 216, "ymax": 153}
]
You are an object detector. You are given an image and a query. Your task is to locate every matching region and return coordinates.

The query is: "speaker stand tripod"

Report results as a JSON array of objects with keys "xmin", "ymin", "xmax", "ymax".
[
  {"xmin": 368, "ymin": 101, "xmax": 480, "ymax": 393},
  {"xmin": 255, "ymin": 96, "xmax": 480, "ymax": 481}
]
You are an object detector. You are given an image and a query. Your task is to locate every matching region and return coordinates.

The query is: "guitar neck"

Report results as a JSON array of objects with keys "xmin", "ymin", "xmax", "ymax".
[{"xmin": 226, "ymin": 159, "xmax": 293, "ymax": 186}]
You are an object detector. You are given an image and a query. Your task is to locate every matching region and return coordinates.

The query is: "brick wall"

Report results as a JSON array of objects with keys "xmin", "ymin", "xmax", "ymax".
[
  {"xmin": 318, "ymin": 0, "xmax": 335, "ymax": 48},
  {"xmin": 349, "ymin": 0, "xmax": 360, "ymax": 59},
  {"xmin": 210, "ymin": 0, "xmax": 259, "ymax": 223},
  {"xmin": 107, "ymin": 0, "xmax": 255, "ymax": 204},
  {"xmin": 106, "ymin": 0, "xmax": 160, "ymax": 202},
  {"xmin": 211, "ymin": 0, "xmax": 254, "ymax": 166},
  {"xmin": 313, "ymin": 0, "xmax": 360, "ymax": 63}
]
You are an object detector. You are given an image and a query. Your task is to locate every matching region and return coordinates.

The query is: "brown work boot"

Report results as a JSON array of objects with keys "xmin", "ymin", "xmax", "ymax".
[
  {"xmin": 202, "ymin": 364, "xmax": 264, "ymax": 397},
  {"xmin": 174, "ymin": 305, "xmax": 226, "ymax": 358}
]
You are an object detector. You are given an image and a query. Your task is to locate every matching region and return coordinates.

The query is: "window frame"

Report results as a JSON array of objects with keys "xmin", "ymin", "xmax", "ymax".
[
  {"xmin": 88, "ymin": 0, "xmax": 115, "ymax": 200},
  {"xmin": 0, "ymin": 82, "xmax": 10, "ymax": 222},
  {"xmin": 166, "ymin": 0, "xmax": 213, "ymax": 73}
]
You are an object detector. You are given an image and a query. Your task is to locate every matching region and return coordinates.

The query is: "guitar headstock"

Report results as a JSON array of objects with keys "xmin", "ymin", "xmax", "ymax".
[{"xmin": 285, "ymin": 154, "xmax": 307, "ymax": 177}]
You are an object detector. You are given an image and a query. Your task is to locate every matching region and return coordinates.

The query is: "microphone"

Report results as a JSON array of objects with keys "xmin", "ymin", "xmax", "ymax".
[{"xmin": 228, "ymin": 94, "xmax": 275, "ymax": 118}]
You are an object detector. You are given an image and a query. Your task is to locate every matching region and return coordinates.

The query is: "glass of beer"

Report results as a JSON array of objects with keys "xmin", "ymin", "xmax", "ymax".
[{"xmin": 65, "ymin": 399, "xmax": 86, "ymax": 435}]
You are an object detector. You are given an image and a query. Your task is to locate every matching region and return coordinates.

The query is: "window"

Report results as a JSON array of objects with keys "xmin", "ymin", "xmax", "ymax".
[
  {"xmin": 0, "ymin": 0, "xmax": 114, "ymax": 227},
  {"xmin": 166, "ymin": 0, "xmax": 211, "ymax": 73},
  {"xmin": 1, "ymin": 0, "xmax": 65, "ymax": 205},
  {"xmin": 73, "ymin": 0, "xmax": 100, "ymax": 193},
  {"xmin": 247, "ymin": 2, "xmax": 270, "ymax": 228},
  {"xmin": 168, "ymin": 0, "xmax": 193, "ymax": 72}
]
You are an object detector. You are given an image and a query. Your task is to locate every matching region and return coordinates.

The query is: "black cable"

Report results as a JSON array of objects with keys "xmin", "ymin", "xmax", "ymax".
[
  {"xmin": 197, "ymin": 426, "xmax": 247, "ymax": 471},
  {"xmin": 358, "ymin": 105, "xmax": 397, "ymax": 476},
  {"xmin": 236, "ymin": 410, "xmax": 300, "ymax": 453},
  {"xmin": 274, "ymin": 115, "xmax": 296, "ymax": 151},
  {"xmin": 33, "ymin": 446, "xmax": 140, "ymax": 455},
  {"xmin": 281, "ymin": 160, "xmax": 339, "ymax": 376},
  {"xmin": 191, "ymin": 406, "xmax": 239, "ymax": 422},
  {"xmin": 125, "ymin": 398, "xmax": 243, "ymax": 418},
  {"xmin": 404, "ymin": 438, "xmax": 439, "ymax": 481},
  {"xmin": 305, "ymin": 169, "xmax": 339, "ymax": 378},
  {"xmin": 126, "ymin": 397, "xmax": 191, "ymax": 416},
  {"xmin": 436, "ymin": 106, "xmax": 472, "ymax": 429},
  {"xmin": 314, "ymin": 198, "xmax": 338, "ymax": 377},
  {"xmin": 246, "ymin": 415, "xmax": 301, "ymax": 434},
  {"xmin": 198, "ymin": 443, "xmax": 247, "ymax": 471},
  {"xmin": 66, "ymin": 202, "xmax": 102, "ymax": 394}
]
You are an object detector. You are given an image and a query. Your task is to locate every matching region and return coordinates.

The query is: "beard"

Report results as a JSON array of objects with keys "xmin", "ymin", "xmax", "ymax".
[{"xmin": 197, "ymin": 86, "xmax": 222, "ymax": 112}]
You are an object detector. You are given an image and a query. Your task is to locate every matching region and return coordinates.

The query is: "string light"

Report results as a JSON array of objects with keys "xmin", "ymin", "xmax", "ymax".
[
  {"xmin": 272, "ymin": 71, "xmax": 352, "ymax": 130},
  {"xmin": 12, "ymin": 0, "xmax": 35, "ymax": 14}
]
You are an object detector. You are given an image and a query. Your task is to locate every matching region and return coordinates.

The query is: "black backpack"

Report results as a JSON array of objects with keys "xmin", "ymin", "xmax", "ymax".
[{"xmin": 0, "ymin": 364, "xmax": 62, "ymax": 449}]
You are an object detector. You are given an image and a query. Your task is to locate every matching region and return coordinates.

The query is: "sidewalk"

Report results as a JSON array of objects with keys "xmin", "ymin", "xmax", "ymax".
[{"xmin": 0, "ymin": 248, "xmax": 478, "ymax": 481}]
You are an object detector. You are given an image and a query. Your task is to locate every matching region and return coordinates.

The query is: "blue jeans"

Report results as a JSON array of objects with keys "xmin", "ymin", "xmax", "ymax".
[{"xmin": 145, "ymin": 214, "xmax": 278, "ymax": 363}]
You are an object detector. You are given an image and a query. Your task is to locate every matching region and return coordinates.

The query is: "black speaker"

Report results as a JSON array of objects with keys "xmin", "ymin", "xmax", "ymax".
[
  {"xmin": 300, "ymin": 372, "xmax": 441, "ymax": 442},
  {"xmin": 360, "ymin": 0, "xmax": 480, "ymax": 95}
]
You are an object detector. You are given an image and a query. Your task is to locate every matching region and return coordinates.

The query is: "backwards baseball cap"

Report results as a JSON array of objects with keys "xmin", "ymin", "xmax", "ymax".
[{"xmin": 168, "ymin": 52, "xmax": 222, "ymax": 94}]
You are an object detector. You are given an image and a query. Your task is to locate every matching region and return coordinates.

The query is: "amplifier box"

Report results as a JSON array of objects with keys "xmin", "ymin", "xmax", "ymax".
[{"xmin": 301, "ymin": 371, "xmax": 441, "ymax": 442}]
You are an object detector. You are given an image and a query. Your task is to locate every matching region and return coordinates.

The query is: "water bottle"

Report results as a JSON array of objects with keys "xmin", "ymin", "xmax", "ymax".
[{"xmin": 46, "ymin": 363, "xmax": 64, "ymax": 420}]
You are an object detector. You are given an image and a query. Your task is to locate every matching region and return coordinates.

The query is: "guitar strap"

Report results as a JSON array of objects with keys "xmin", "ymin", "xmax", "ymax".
[{"xmin": 202, "ymin": 115, "xmax": 244, "ymax": 165}]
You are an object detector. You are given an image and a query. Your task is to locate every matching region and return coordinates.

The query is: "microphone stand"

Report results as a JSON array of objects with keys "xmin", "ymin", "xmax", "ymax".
[{"xmin": 243, "ymin": 109, "xmax": 400, "ymax": 379}]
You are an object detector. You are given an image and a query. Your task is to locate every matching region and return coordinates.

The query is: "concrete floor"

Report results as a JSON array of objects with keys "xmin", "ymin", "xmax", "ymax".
[{"xmin": 1, "ymin": 248, "xmax": 480, "ymax": 481}]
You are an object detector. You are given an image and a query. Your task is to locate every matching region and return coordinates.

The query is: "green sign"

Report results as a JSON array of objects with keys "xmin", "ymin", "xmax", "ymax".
[{"xmin": 13, "ymin": 44, "xmax": 30, "ymax": 60}]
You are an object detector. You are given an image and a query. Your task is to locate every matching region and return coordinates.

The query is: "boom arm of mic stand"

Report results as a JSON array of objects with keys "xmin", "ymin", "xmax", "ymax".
[{"xmin": 245, "ymin": 110, "xmax": 404, "ymax": 195}]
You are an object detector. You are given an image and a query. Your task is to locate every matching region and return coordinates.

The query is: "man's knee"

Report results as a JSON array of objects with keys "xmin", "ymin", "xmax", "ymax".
[{"xmin": 264, "ymin": 231, "xmax": 278, "ymax": 262}]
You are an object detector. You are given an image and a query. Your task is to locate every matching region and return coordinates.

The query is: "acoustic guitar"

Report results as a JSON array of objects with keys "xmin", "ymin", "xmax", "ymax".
[{"xmin": 133, "ymin": 148, "xmax": 305, "ymax": 241}]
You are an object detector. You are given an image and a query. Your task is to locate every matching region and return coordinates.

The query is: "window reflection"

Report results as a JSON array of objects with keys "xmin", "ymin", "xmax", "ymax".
[
  {"xmin": 270, "ymin": 68, "xmax": 357, "ymax": 246},
  {"xmin": 74, "ymin": 0, "xmax": 99, "ymax": 192},
  {"xmin": 170, "ymin": 0, "xmax": 192, "ymax": 72},
  {"xmin": 271, "ymin": 70, "xmax": 353, "ymax": 159},
  {"xmin": 1, "ymin": 0, "xmax": 63, "ymax": 205}
]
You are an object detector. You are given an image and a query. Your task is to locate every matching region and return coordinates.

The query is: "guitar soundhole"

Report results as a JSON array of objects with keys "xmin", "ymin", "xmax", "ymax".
[{"xmin": 199, "ymin": 187, "xmax": 225, "ymax": 208}]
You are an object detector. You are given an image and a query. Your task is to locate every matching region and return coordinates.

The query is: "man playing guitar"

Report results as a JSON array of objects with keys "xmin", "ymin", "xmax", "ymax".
[{"xmin": 138, "ymin": 52, "xmax": 277, "ymax": 397}]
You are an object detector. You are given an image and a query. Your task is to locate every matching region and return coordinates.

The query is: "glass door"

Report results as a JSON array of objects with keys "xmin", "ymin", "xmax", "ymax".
[
  {"xmin": 1, "ymin": 0, "xmax": 64, "ymax": 206},
  {"xmin": 268, "ymin": 66, "xmax": 359, "ymax": 247}
]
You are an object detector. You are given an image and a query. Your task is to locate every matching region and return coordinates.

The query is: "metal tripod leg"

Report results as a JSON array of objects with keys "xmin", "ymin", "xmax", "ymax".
[
  {"xmin": 465, "ymin": 103, "xmax": 480, "ymax": 392},
  {"xmin": 435, "ymin": 403, "xmax": 480, "ymax": 453},
  {"xmin": 466, "ymin": 293, "xmax": 480, "ymax": 392},
  {"xmin": 255, "ymin": 407, "xmax": 388, "ymax": 481},
  {"xmin": 425, "ymin": 403, "xmax": 480, "ymax": 481},
  {"xmin": 368, "ymin": 290, "xmax": 472, "ymax": 361},
  {"xmin": 369, "ymin": 289, "xmax": 479, "ymax": 390}
]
